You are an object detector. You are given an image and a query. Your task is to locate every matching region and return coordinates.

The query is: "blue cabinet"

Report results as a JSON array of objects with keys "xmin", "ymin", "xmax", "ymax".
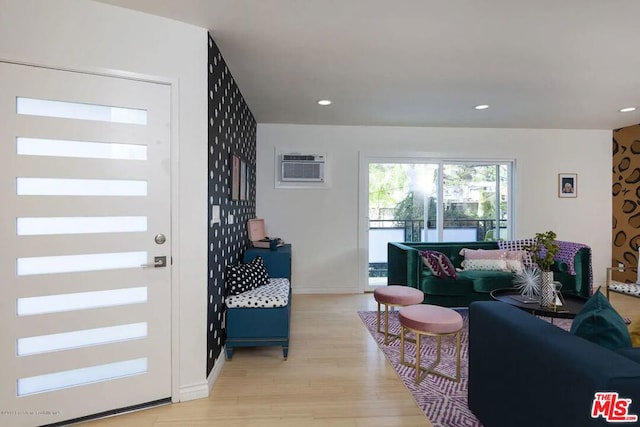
[
  {"xmin": 226, "ymin": 244, "xmax": 293, "ymax": 360},
  {"xmin": 243, "ymin": 244, "xmax": 291, "ymax": 280}
]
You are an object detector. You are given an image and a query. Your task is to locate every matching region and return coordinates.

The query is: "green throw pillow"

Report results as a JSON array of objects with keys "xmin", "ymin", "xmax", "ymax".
[{"xmin": 570, "ymin": 291, "xmax": 632, "ymax": 350}]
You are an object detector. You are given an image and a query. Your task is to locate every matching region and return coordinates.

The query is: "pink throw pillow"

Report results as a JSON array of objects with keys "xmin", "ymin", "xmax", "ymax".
[
  {"xmin": 505, "ymin": 250, "xmax": 526, "ymax": 273},
  {"xmin": 498, "ymin": 240, "xmax": 535, "ymax": 267},
  {"xmin": 459, "ymin": 248, "xmax": 507, "ymax": 260}
]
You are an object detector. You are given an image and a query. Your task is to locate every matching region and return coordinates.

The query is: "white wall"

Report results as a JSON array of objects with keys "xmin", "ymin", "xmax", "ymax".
[
  {"xmin": 0, "ymin": 0, "xmax": 209, "ymax": 400},
  {"xmin": 257, "ymin": 124, "xmax": 612, "ymax": 293}
]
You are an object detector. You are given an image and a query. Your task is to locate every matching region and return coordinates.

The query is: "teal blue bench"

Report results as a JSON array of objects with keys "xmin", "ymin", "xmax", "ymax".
[{"xmin": 225, "ymin": 246, "xmax": 292, "ymax": 360}]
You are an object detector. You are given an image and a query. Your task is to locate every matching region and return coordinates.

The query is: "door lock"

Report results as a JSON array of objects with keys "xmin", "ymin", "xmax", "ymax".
[{"xmin": 141, "ymin": 256, "xmax": 167, "ymax": 268}]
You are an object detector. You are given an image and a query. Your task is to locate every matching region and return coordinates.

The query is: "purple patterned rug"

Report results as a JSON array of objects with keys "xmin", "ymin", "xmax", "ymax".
[{"xmin": 358, "ymin": 309, "xmax": 571, "ymax": 427}]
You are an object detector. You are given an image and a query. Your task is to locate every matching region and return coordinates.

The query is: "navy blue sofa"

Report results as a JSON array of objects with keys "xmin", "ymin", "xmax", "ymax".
[{"xmin": 468, "ymin": 301, "xmax": 640, "ymax": 427}]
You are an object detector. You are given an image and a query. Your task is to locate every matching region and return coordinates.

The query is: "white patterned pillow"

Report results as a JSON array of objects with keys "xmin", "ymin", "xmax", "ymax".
[
  {"xmin": 459, "ymin": 248, "xmax": 509, "ymax": 272},
  {"xmin": 462, "ymin": 258, "xmax": 508, "ymax": 271},
  {"xmin": 226, "ymin": 256, "xmax": 270, "ymax": 296}
]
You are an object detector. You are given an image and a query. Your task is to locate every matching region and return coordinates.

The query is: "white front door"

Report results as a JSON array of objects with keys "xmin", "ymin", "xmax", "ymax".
[{"xmin": 0, "ymin": 62, "xmax": 172, "ymax": 426}]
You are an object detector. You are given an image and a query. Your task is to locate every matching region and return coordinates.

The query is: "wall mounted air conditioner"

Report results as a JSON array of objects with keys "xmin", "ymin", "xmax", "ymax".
[{"xmin": 280, "ymin": 153, "xmax": 325, "ymax": 182}]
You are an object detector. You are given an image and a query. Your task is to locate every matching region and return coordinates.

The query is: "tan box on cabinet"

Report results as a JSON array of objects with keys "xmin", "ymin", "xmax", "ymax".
[{"xmin": 247, "ymin": 218, "xmax": 284, "ymax": 248}]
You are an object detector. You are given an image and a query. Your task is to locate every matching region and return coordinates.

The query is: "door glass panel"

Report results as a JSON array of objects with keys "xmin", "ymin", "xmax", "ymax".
[
  {"xmin": 17, "ymin": 251, "xmax": 148, "ymax": 276},
  {"xmin": 16, "ymin": 97, "xmax": 147, "ymax": 125},
  {"xmin": 17, "ymin": 323, "xmax": 148, "ymax": 356},
  {"xmin": 442, "ymin": 164, "xmax": 510, "ymax": 242},
  {"xmin": 17, "ymin": 287, "xmax": 148, "ymax": 316},
  {"xmin": 16, "ymin": 178, "xmax": 147, "ymax": 196},
  {"xmin": 17, "ymin": 216, "xmax": 148, "ymax": 235},
  {"xmin": 368, "ymin": 163, "xmax": 439, "ymax": 284},
  {"xmin": 17, "ymin": 137, "xmax": 147, "ymax": 160},
  {"xmin": 17, "ymin": 358, "xmax": 148, "ymax": 396}
]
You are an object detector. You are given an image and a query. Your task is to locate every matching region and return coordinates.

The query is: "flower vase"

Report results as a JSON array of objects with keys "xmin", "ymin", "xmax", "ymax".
[{"xmin": 539, "ymin": 271, "xmax": 555, "ymax": 307}]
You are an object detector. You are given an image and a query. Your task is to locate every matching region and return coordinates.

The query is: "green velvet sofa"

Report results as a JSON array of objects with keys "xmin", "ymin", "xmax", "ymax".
[{"xmin": 387, "ymin": 241, "xmax": 592, "ymax": 307}]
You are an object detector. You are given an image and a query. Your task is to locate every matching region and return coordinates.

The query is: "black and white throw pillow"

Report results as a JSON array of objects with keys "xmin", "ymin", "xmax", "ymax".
[
  {"xmin": 249, "ymin": 256, "xmax": 270, "ymax": 285},
  {"xmin": 226, "ymin": 256, "xmax": 270, "ymax": 296}
]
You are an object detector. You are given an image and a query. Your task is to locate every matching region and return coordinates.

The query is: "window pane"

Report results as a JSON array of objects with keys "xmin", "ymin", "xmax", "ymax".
[
  {"xmin": 17, "ymin": 97, "xmax": 147, "ymax": 125},
  {"xmin": 442, "ymin": 163, "xmax": 508, "ymax": 242},
  {"xmin": 498, "ymin": 164, "xmax": 510, "ymax": 240},
  {"xmin": 17, "ymin": 287, "xmax": 148, "ymax": 316},
  {"xmin": 17, "ymin": 138, "xmax": 147, "ymax": 160},
  {"xmin": 16, "ymin": 178, "xmax": 147, "ymax": 196},
  {"xmin": 17, "ymin": 323, "xmax": 147, "ymax": 356},
  {"xmin": 17, "ymin": 251, "xmax": 148, "ymax": 276},
  {"xmin": 17, "ymin": 358, "xmax": 148, "ymax": 396},
  {"xmin": 17, "ymin": 216, "xmax": 148, "ymax": 235}
]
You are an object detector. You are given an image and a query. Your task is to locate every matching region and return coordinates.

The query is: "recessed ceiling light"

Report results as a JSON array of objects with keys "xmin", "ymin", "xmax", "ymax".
[
  {"xmin": 474, "ymin": 104, "xmax": 490, "ymax": 110},
  {"xmin": 317, "ymin": 99, "xmax": 332, "ymax": 106},
  {"xmin": 619, "ymin": 107, "xmax": 636, "ymax": 113}
]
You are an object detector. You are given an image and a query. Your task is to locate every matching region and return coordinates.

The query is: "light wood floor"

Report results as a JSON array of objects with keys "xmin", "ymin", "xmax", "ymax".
[
  {"xmin": 82, "ymin": 293, "xmax": 429, "ymax": 427},
  {"xmin": 81, "ymin": 291, "xmax": 638, "ymax": 427},
  {"xmin": 608, "ymin": 289, "xmax": 639, "ymax": 320}
]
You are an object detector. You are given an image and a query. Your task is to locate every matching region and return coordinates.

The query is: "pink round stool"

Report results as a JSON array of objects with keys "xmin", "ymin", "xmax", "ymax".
[
  {"xmin": 373, "ymin": 285, "xmax": 424, "ymax": 344},
  {"xmin": 399, "ymin": 304, "xmax": 463, "ymax": 384}
]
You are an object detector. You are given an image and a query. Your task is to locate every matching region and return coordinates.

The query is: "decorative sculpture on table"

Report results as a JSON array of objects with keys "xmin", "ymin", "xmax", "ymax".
[
  {"xmin": 549, "ymin": 281, "xmax": 565, "ymax": 311},
  {"xmin": 524, "ymin": 231, "xmax": 560, "ymax": 307},
  {"xmin": 514, "ymin": 267, "xmax": 540, "ymax": 303}
]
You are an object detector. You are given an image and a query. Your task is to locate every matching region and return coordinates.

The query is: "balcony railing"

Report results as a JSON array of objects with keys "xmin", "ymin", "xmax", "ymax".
[{"xmin": 369, "ymin": 218, "xmax": 505, "ymax": 241}]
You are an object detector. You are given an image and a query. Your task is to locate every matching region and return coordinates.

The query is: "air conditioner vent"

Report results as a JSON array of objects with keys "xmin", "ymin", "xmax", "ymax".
[
  {"xmin": 280, "ymin": 153, "xmax": 325, "ymax": 182},
  {"xmin": 282, "ymin": 154, "xmax": 318, "ymax": 161}
]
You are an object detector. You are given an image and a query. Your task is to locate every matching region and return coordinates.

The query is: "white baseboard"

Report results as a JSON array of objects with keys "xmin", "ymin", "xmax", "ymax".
[
  {"xmin": 292, "ymin": 287, "xmax": 360, "ymax": 294},
  {"xmin": 178, "ymin": 381, "xmax": 209, "ymax": 402},
  {"xmin": 207, "ymin": 351, "xmax": 226, "ymax": 390},
  {"xmin": 177, "ymin": 348, "xmax": 227, "ymax": 401}
]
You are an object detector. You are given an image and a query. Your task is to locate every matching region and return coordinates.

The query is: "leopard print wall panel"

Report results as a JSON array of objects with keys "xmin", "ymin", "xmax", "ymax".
[{"xmin": 612, "ymin": 124, "xmax": 640, "ymax": 283}]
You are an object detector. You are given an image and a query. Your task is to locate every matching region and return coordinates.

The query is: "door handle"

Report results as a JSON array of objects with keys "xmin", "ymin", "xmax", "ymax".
[{"xmin": 141, "ymin": 256, "xmax": 167, "ymax": 268}]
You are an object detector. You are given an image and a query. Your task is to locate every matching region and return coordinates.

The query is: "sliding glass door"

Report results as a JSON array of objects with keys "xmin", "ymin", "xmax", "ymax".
[{"xmin": 362, "ymin": 157, "xmax": 513, "ymax": 288}]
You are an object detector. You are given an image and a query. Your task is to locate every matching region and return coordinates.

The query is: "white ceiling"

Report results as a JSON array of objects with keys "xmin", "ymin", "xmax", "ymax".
[{"xmin": 96, "ymin": 0, "xmax": 640, "ymax": 129}]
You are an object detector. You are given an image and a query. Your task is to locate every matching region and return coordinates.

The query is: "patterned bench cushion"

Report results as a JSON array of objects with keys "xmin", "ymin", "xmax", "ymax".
[
  {"xmin": 225, "ymin": 278, "xmax": 290, "ymax": 308},
  {"xmin": 609, "ymin": 282, "xmax": 640, "ymax": 298}
]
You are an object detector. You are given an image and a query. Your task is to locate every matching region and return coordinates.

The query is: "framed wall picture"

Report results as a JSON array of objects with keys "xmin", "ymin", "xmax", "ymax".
[
  {"xmin": 558, "ymin": 173, "xmax": 577, "ymax": 198},
  {"xmin": 231, "ymin": 154, "xmax": 240, "ymax": 200},
  {"xmin": 245, "ymin": 166, "xmax": 252, "ymax": 200},
  {"xmin": 240, "ymin": 160, "xmax": 247, "ymax": 200}
]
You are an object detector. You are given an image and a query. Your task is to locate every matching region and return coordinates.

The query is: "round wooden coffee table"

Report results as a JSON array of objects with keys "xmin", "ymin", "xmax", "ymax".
[{"xmin": 490, "ymin": 288, "xmax": 588, "ymax": 319}]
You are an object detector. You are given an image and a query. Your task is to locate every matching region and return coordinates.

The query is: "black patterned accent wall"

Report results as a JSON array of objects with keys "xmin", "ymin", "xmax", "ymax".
[{"xmin": 207, "ymin": 33, "xmax": 257, "ymax": 375}]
